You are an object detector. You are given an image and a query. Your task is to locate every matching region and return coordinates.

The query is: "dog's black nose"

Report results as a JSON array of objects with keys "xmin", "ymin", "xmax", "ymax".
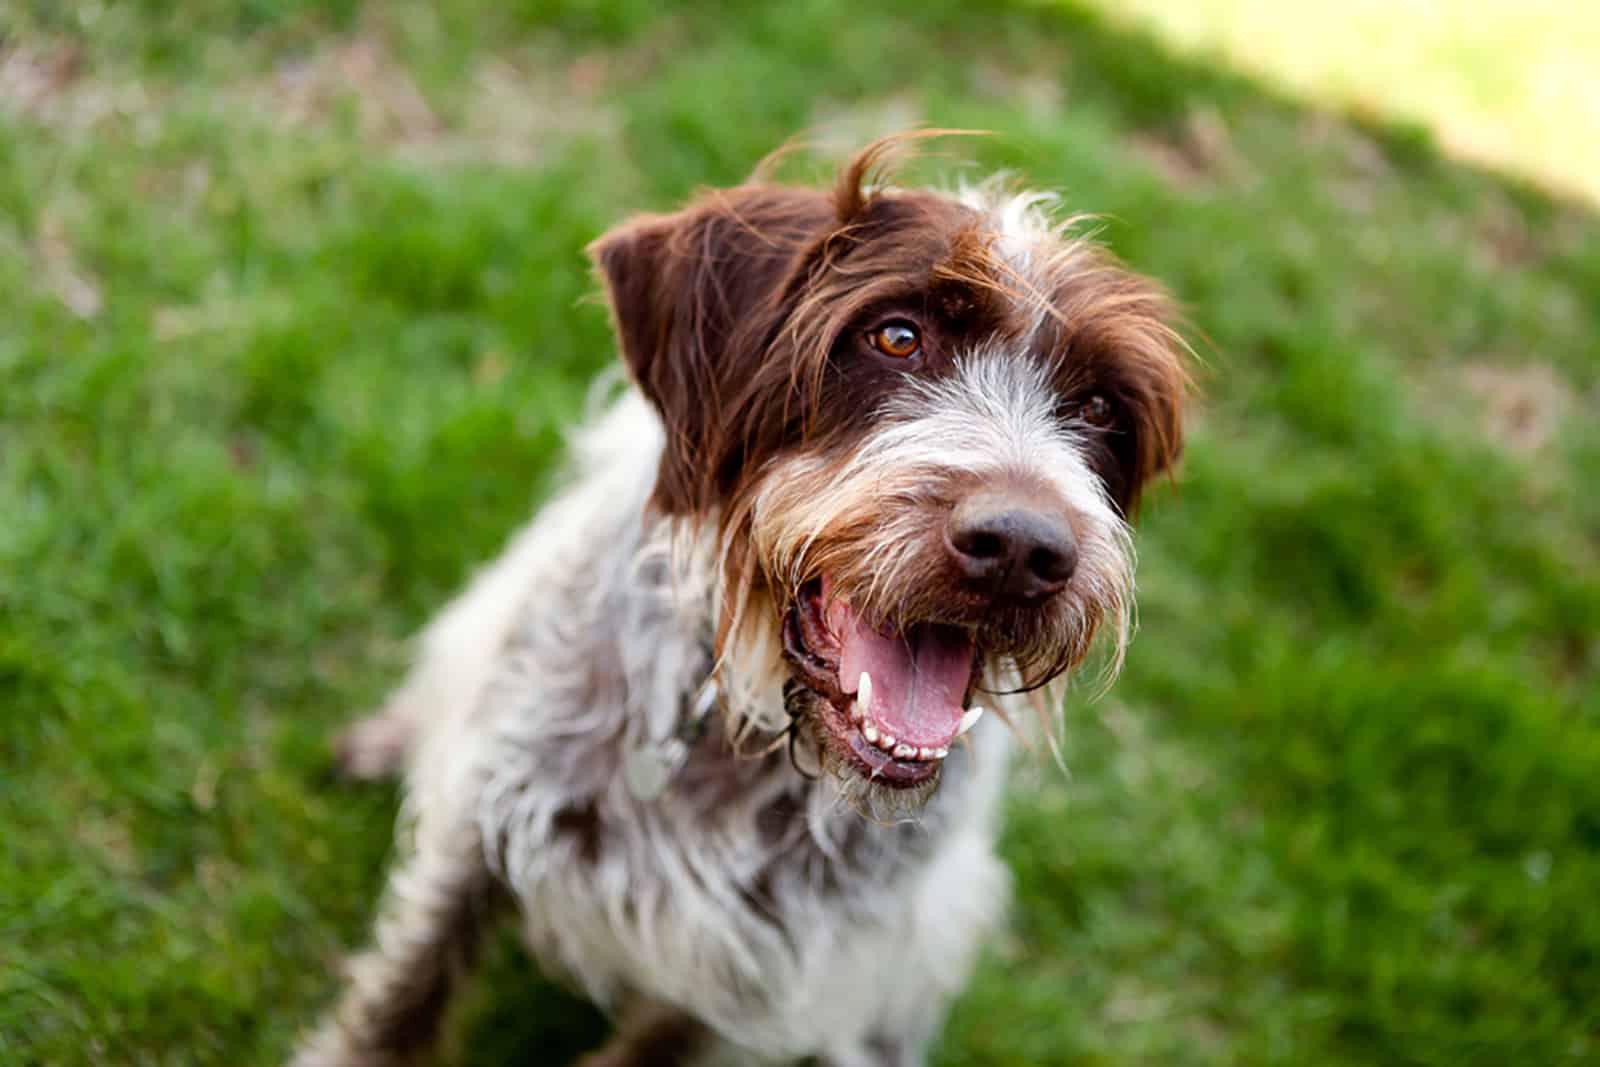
[{"xmin": 947, "ymin": 497, "xmax": 1078, "ymax": 602}]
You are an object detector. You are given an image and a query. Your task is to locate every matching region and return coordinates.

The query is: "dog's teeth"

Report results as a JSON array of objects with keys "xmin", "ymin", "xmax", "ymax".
[
  {"xmin": 934, "ymin": 747, "xmax": 949, "ymax": 759},
  {"xmin": 863, "ymin": 723, "xmax": 879, "ymax": 744},
  {"xmin": 857, "ymin": 672, "xmax": 873, "ymax": 712},
  {"xmin": 893, "ymin": 743, "xmax": 916, "ymax": 760},
  {"xmin": 957, "ymin": 706, "xmax": 985, "ymax": 736},
  {"xmin": 917, "ymin": 746, "xmax": 936, "ymax": 761},
  {"xmin": 879, "ymin": 734, "xmax": 897, "ymax": 751},
  {"xmin": 850, "ymin": 698, "xmax": 865, "ymax": 724}
]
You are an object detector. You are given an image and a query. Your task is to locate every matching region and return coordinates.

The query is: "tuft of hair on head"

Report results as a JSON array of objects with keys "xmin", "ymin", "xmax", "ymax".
[
  {"xmin": 744, "ymin": 127, "xmax": 993, "ymax": 221},
  {"xmin": 830, "ymin": 127, "xmax": 992, "ymax": 222}
]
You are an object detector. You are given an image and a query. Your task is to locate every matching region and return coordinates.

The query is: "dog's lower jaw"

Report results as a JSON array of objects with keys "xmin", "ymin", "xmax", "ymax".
[
  {"xmin": 781, "ymin": 630, "xmax": 946, "ymax": 795},
  {"xmin": 779, "ymin": 580, "xmax": 991, "ymax": 793},
  {"xmin": 784, "ymin": 687, "xmax": 944, "ymax": 818}
]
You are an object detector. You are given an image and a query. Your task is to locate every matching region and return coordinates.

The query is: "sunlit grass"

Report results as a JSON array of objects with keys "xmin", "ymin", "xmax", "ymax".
[{"xmin": 1073, "ymin": 0, "xmax": 1600, "ymax": 204}]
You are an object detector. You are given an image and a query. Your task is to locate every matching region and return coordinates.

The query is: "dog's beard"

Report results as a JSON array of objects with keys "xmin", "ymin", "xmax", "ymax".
[
  {"xmin": 764, "ymin": 574, "xmax": 1121, "ymax": 818},
  {"xmin": 709, "ymin": 516, "xmax": 1131, "ymax": 809},
  {"xmin": 783, "ymin": 681, "xmax": 943, "ymax": 821}
]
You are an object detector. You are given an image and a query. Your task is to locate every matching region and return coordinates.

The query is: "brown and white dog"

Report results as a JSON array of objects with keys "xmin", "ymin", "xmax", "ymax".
[{"xmin": 293, "ymin": 137, "xmax": 1188, "ymax": 1067}]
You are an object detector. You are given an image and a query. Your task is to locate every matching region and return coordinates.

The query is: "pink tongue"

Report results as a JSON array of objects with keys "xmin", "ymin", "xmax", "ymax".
[{"xmin": 830, "ymin": 600, "xmax": 975, "ymax": 749}]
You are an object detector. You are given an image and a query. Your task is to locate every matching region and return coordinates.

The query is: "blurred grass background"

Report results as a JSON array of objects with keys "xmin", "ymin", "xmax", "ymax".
[
  {"xmin": 1080, "ymin": 0, "xmax": 1600, "ymax": 206},
  {"xmin": 1, "ymin": 1, "xmax": 1597, "ymax": 1064}
]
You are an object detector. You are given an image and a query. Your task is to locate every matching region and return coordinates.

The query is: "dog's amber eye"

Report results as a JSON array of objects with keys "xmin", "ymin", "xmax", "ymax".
[
  {"xmin": 1080, "ymin": 394, "xmax": 1114, "ymax": 426},
  {"xmin": 870, "ymin": 322, "xmax": 921, "ymax": 359}
]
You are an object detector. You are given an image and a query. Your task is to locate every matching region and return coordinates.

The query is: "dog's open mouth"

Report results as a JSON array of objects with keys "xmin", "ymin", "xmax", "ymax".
[{"xmin": 783, "ymin": 577, "xmax": 983, "ymax": 788}]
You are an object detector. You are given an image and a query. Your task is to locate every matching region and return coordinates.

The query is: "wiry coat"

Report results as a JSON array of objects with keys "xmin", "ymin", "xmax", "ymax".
[{"xmin": 292, "ymin": 137, "xmax": 1187, "ymax": 1067}]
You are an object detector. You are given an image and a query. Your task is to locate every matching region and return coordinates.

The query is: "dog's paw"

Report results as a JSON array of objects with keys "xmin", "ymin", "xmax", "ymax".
[{"xmin": 331, "ymin": 713, "xmax": 414, "ymax": 782}]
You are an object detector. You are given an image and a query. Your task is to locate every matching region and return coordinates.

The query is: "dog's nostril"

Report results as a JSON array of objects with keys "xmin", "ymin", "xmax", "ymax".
[
  {"xmin": 1028, "ymin": 543, "xmax": 1077, "ymax": 584},
  {"xmin": 947, "ymin": 502, "xmax": 1078, "ymax": 601},
  {"xmin": 953, "ymin": 528, "xmax": 1006, "ymax": 560}
]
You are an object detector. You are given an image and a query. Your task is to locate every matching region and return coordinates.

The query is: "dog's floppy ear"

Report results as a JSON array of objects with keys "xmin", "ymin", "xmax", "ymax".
[
  {"xmin": 589, "ymin": 185, "xmax": 836, "ymax": 516},
  {"xmin": 1115, "ymin": 367, "xmax": 1187, "ymax": 519},
  {"xmin": 1091, "ymin": 304, "xmax": 1189, "ymax": 519},
  {"xmin": 1038, "ymin": 248, "xmax": 1192, "ymax": 518}
]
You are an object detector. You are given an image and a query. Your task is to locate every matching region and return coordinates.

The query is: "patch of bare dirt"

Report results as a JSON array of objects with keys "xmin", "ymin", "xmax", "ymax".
[
  {"xmin": 1302, "ymin": 112, "xmax": 1391, "ymax": 176},
  {"xmin": 2, "ymin": 32, "xmax": 623, "ymax": 165},
  {"xmin": 2, "ymin": 38, "xmax": 170, "ymax": 136},
  {"xmin": 1128, "ymin": 106, "xmax": 1249, "ymax": 191},
  {"xmin": 1462, "ymin": 360, "xmax": 1577, "ymax": 455},
  {"xmin": 1473, "ymin": 194, "xmax": 1542, "ymax": 269},
  {"xmin": 37, "ymin": 212, "xmax": 102, "ymax": 320},
  {"xmin": 971, "ymin": 63, "xmax": 1065, "ymax": 123},
  {"xmin": 75, "ymin": 813, "xmax": 137, "ymax": 875},
  {"xmin": 435, "ymin": 52, "xmax": 623, "ymax": 165},
  {"xmin": 1300, "ymin": 114, "xmax": 1393, "ymax": 216},
  {"xmin": 265, "ymin": 36, "xmax": 440, "ymax": 145},
  {"xmin": 259, "ymin": 36, "xmax": 623, "ymax": 164},
  {"xmin": 0, "ymin": 39, "xmax": 87, "ymax": 119}
]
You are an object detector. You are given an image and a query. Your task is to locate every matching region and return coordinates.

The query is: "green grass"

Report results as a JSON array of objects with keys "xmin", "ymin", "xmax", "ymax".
[{"xmin": 3, "ymin": 1, "xmax": 1598, "ymax": 1064}]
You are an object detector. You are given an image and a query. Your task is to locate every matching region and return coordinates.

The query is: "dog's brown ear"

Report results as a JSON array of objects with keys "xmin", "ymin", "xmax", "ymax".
[
  {"xmin": 1039, "ymin": 249, "xmax": 1192, "ymax": 518},
  {"xmin": 1113, "ymin": 295, "xmax": 1191, "ymax": 518},
  {"xmin": 1083, "ymin": 302, "xmax": 1188, "ymax": 519},
  {"xmin": 589, "ymin": 212, "xmax": 680, "ymax": 407},
  {"xmin": 589, "ymin": 186, "xmax": 836, "ymax": 515},
  {"xmin": 1121, "ymin": 362, "xmax": 1187, "ymax": 517}
]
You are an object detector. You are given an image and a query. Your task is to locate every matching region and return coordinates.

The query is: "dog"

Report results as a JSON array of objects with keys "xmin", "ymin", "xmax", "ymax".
[{"xmin": 292, "ymin": 136, "xmax": 1188, "ymax": 1067}]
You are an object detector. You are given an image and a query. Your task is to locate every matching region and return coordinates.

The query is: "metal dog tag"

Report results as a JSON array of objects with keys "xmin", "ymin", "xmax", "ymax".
[
  {"xmin": 623, "ymin": 677, "xmax": 719, "ymax": 802},
  {"xmin": 624, "ymin": 738, "xmax": 689, "ymax": 802}
]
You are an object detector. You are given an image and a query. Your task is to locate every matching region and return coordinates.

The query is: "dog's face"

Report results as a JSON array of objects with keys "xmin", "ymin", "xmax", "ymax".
[{"xmin": 593, "ymin": 143, "xmax": 1187, "ymax": 803}]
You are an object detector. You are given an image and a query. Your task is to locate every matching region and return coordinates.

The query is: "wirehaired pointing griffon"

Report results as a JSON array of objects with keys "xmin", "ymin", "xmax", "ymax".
[{"xmin": 294, "ymin": 136, "xmax": 1189, "ymax": 1067}]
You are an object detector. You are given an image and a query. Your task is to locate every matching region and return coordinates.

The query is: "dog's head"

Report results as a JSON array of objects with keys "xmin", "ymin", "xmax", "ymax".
[{"xmin": 592, "ymin": 138, "xmax": 1188, "ymax": 804}]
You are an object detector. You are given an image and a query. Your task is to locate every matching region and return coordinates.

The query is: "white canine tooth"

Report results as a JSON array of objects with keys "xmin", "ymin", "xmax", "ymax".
[
  {"xmin": 917, "ymin": 746, "xmax": 935, "ymax": 761},
  {"xmin": 850, "ymin": 698, "xmax": 865, "ymax": 724},
  {"xmin": 957, "ymin": 706, "xmax": 985, "ymax": 737},
  {"xmin": 934, "ymin": 747, "xmax": 949, "ymax": 759},
  {"xmin": 863, "ymin": 723, "xmax": 879, "ymax": 744},
  {"xmin": 857, "ymin": 672, "xmax": 873, "ymax": 712},
  {"xmin": 893, "ymin": 743, "xmax": 917, "ymax": 760},
  {"xmin": 880, "ymin": 734, "xmax": 897, "ymax": 750}
]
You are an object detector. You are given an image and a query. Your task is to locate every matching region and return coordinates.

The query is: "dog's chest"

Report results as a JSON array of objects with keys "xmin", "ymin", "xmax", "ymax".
[
  {"xmin": 478, "ymin": 690, "xmax": 1008, "ymax": 1056},
  {"xmin": 453, "ymin": 413, "xmax": 1012, "ymax": 1054},
  {"xmin": 486, "ymin": 711, "xmax": 941, "ymax": 962}
]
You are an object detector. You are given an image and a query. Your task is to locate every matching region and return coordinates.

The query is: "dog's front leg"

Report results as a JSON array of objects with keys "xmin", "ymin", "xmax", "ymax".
[
  {"xmin": 569, "ymin": 1002, "xmax": 714, "ymax": 1067},
  {"xmin": 290, "ymin": 809, "xmax": 501, "ymax": 1067}
]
